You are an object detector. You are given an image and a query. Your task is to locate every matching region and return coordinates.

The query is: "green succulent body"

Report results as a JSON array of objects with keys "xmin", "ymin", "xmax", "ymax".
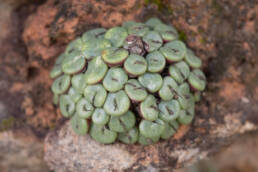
[{"xmin": 50, "ymin": 18, "xmax": 206, "ymax": 145}]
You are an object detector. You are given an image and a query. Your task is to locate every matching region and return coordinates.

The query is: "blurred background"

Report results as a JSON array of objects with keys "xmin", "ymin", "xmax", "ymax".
[{"xmin": 0, "ymin": 0, "xmax": 257, "ymax": 171}]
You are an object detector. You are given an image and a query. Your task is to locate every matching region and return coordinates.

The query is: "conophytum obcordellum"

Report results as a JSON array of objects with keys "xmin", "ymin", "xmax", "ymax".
[{"xmin": 50, "ymin": 18, "xmax": 206, "ymax": 145}]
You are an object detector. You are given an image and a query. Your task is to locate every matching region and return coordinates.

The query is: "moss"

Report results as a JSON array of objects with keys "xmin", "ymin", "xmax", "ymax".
[
  {"xmin": 200, "ymin": 37, "xmax": 206, "ymax": 44},
  {"xmin": 144, "ymin": 0, "xmax": 173, "ymax": 13},
  {"xmin": 178, "ymin": 30, "xmax": 187, "ymax": 42},
  {"xmin": 144, "ymin": 0, "xmax": 162, "ymax": 8},
  {"xmin": 0, "ymin": 116, "xmax": 16, "ymax": 131},
  {"xmin": 211, "ymin": 0, "xmax": 224, "ymax": 15}
]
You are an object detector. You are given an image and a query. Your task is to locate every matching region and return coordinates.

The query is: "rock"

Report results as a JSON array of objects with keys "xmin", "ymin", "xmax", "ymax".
[
  {"xmin": 0, "ymin": 129, "xmax": 50, "ymax": 172},
  {"xmin": 22, "ymin": 0, "xmax": 145, "ymax": 63},
  {"xmin": 1, "ymin": 0, "xmax": 257, "ymax": 170},
  {"xmin": 0, "ymin": 0, "xmax": 147, "ymax": 135},
  {"xmin": 42, "ymin": 0, "xmax": 258, "ymax": 171},
  {"xmin": 214, "ymin": 131, "xmax": 258, "ymax": 172},
  {"xmin": 45, "ymin": 123, "xmax": 137, "ymax": 171},
  {"xmin": 0, "ymin": 0, "xmax": 62, "ymax": 136},
  {"xmin": 45, "ymin": 111, "xmax": 258, "ymax": 172},
  {"xmin": 176, "ymin": 131, "xmax": 258, "ymax": 172}
]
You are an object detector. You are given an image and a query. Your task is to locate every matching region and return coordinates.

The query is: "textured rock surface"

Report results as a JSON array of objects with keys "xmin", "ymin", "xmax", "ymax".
[
  {"xmin": 45, "ymin": 107, "xmax": 258, "ymax": 171},
  {"xmin": 45, "ymin": 123, "xmax": 137, "ymax": 171},
  {"xmin": 0, "ymin": 0, "xmax": 258, "ymax": 171},
  {"xmin": 0, "ymin": 129, "xmax": 50, "ymax": 172},
  {"xmin": 42, "ymin": 0, "xmax": 258, "ymax": 171},
  {"xmin": 2, "ymin": 0, "xmax": 257, "ymax": 136},
  {"xmin": 22, "ymin": 0, "xmax": 144, "ymax": 62},
  {"xmin": 176, "ymin": 131, "xmax": 258, "ymax": 172}
]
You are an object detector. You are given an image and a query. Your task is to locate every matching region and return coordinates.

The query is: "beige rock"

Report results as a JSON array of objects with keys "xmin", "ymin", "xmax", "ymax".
[
  {"xmin": 0, "ymin": 129, "xmax": 50, "ymax": 172},
  {"xmin": 45, "ymin": 123, "xmax": 138, "ymax": 172}
]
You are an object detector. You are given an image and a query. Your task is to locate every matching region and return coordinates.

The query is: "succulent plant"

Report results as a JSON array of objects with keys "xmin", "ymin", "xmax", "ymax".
[{"xmin": 50, "ymin": 18, "xmax": 206, "ymax": 145}]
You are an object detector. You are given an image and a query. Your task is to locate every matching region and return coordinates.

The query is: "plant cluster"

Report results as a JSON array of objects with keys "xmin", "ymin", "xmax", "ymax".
[{"xmin": 50, "ymin": 18, "xmax": 206, "ymax": 145}]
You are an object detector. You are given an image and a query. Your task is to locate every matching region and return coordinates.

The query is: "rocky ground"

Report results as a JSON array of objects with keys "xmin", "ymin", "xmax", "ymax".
[{"xmin": 0, "ymin": 0, "xmax": 257, "ymax": 171}]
